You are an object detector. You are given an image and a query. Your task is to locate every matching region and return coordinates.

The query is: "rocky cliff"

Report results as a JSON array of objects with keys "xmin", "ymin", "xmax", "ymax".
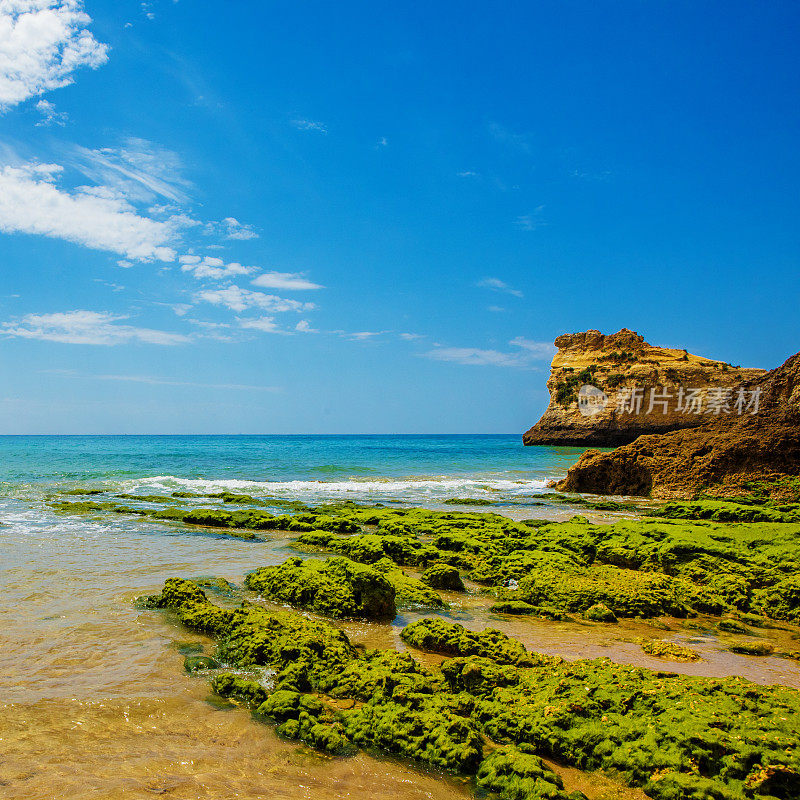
[
  {"xmin": 523, "ymin": 329, "xmax": 764, "ymax": 447},
  {"xmin": 555, "ymin": 350, "xmax": 800, "ymax": 499}
]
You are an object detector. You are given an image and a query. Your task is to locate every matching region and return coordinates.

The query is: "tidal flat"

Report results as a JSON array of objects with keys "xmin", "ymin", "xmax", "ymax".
[{"xmin": 10, "ymin": 483, "xmax": 796, "ymax": 800}]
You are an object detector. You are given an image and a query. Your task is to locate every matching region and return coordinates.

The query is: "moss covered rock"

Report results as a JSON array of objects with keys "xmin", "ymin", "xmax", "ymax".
[
  {"xmin": 245, "ymin": 556, "xmax": 396, "ymax": 619},
  {"xmin": 421, "ymin": 562, "xmax": 465, "ymax": 591},
  {"xmin": 401, "ymin": 618, "xmax": 535, "ymax": 667},
  {"xmin": 639, "ymin": 639, "xmax": 700, "ymax": 662},
  {"xmin": 476, "ymin": 745, "xmax": 573, "ymax": 800},
  {"xmin": 581, "ymin": 603, "xmax": 618, "ymax": 623}
]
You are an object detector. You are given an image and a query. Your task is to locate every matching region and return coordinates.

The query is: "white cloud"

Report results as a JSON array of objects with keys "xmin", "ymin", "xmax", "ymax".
[
  {"xmin": 292, "ymin": 118, "xmax": 327, "ymax": 133},
  {"xmin": 72, "ymin": 138, "xmax": 192, "ymax": 205},
  {"xmin": 457, "ymin": 170, "xmax": 477, "ymax": 178},
  {"xmin": 195, "ymin": 285, "xmax": 314, "ymax": 313},
  {"xmin": 221, "ymin": 217, "xmax": 258, "ymax": 240},
  {"xmin": 35, "ymin": 98, "xmax": 66, "ymax": 125},
  {"xmin": 295, "ymin": 319, "xmax": 317, "ymax": 333},
  {"xmin": 425, "ymin": 347, "xmax": 524, "ymax": 367},
  {"xmin": 2, "ymin": 310, "xmax": 190, "ymax": 345},
  {"xmin": 0, "ymin": 162, "xmax": 179, "ymax": 261},
  {"xmin": 476, "ymin": 277, "xmax": 523, "ymax": 298},
  {"xmin": 341, "ymin": 331, "xmax": 382, "ymax": 341},
  {"xmin": 509, "ymin": 336, "xmax": 556, "ymax": 359},
  {"xmin": 0, "ymin": 0, "xmax": 109, "ymax": 110},
  {"xmin": 180, "ymin": 255, "xmax": 254, "ymax": 280},
  {"xmin": 251, "ymin": 271, "xmax": 323, "ymax": 291},
  {"xmin": 238, "ymin": 316, "xmax": 284, "ymax": 334},
  {"xmin": 97, "ymin": 373, "xmax": 281, "ymax": 391},
  {"xmin": 425, "ymin": 337, "xmax": 554, "ymax": 368},
  {"xmin": 399, "ymin": 332, "xmax": 424, "ymax": 341}
]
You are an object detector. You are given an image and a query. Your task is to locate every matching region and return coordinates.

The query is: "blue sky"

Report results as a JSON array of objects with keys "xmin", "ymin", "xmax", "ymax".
[{"xmin": 0, "ymin": 1, "xmax": 797, "ymax": 434}]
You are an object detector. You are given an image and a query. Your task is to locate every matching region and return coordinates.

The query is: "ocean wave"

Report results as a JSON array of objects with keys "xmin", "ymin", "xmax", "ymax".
[{"xmin": 121, "ymin": 474, "xmax": 551, "ymax": 501}]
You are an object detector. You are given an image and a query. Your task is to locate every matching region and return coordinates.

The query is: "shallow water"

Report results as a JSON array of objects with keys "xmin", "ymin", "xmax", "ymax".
[{"xmin": 1, "ymin": 435, "xmax": 798, "ymax": 799}]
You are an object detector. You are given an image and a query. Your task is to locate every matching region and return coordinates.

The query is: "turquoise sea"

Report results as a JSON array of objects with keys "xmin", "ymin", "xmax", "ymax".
[{"xmin": 0, "ymin": 434, "xmax": 586, "ymax": 503}]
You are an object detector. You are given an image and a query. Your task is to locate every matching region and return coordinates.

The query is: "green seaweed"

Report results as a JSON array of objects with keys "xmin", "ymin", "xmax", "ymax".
[
  {"xmin": 245, "ymin": 556, "xmax": 396, "ymax": 620},
  {"xmin": 421, "ymin": 562, "xmax": 465, "ymax": 591},
  {"xmin": 142, "ymin": 581, "xmax": 800, "ymax": 799}
]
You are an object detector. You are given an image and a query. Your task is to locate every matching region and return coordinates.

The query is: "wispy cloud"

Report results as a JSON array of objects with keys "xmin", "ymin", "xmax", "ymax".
[
  {"xmin": 476, "ymin": 277, "xmax": 523, "ymax": 298},
  {"xmin": 0, "ymin": 0, "xmax": 109, "ymax": 110},
  {"xmin": 509, "ymin": 336, "xmax": 557, "ymax": 359},
  {"xmin": 196, "ymin": 285, "xmax": 315, "ymax": 313},
  {"xmin": 515, "ymin": 206, "xmax": 546, "ymax": 231},
  {"xmin": 237, "ymin": 315, "xmax": 284, "ymax": 334},
  {"xmin": 0, "ymin": 162, "xmax": 179, "ymax": 262},
  {"xmin": 399, "ymin": 332, "xmax": 424, "ymax": 341},
  {"xmin": 48, "ymin": 369, "xmax": 281, "ymax": 392},
  {"xmin": 101, "ymin": 374, "xmax": 281, "ymax": 391},
  {"xmin": 424, "ymin": 337, "xmax": 554, "ymax": 368},
  {"xmin": 180, "ymin": 255, "xmax": 254, "ymax": 280},
  {"xmin": 71, "ymin": 138, "xmax": 193, "ymax": 205},
  {"xmin": 457, "ymin": 170, "xmax": 477, "ymax": 178},
  {"xmin": 339, "ymin": 330, "xmax": 382, "ymax": 341},
  {"xmin": 295, "ymin": 320, "xmax": 317, "ymax": 333},
  {"xmin": 425, "ymin": 347, "xmax": 523, "ymax": 367},
  {"xmin": 292, "ymin": 119, "xmax": 327, "ymax": 133},
  {"xmin": 251, "ymin": 271, "xmax": 323, "ymax": 291},
  {"xmin": 2, "ymin": 310, "xmax": 190, "ymax": 346},
  {"xmin": 35, "ymin": 99, "xmax": 67, "ymax": 126}
]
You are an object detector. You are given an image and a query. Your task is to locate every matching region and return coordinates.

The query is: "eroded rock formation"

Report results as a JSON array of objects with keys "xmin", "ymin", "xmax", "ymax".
[
  {"xmin": 556, "ymin": 350, "xmax": 800, "ymax": 498},
  {"xmin": 523, "ymin": 329, "xmax": 764, "ymax": 447}
]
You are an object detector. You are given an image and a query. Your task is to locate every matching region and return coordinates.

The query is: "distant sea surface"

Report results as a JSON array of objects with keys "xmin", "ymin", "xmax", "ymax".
[{"xmin": 0, "ymin": 434, "xmax": 585, "ymax": 504}]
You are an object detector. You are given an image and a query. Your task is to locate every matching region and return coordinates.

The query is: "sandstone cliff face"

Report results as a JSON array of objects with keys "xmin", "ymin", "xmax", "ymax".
[
  {"xmin": 523, "ymin": 329, "xmax": 764, "ymax": 447},
  {"xmin": 556, "ymin": 351, "xmax": 800, "ymax": 499}
]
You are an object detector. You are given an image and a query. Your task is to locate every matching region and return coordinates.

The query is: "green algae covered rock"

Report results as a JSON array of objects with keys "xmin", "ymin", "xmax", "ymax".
[
  {"xmin": 421, "ymin": 562, "xmax": 465, "ymax": 591},
  {"xmin": 295, "ymin": 530, "xmax": 423, "ymax": 566},
  {"xmin": 440, "ymin": 657, "xmax": 519, "ymax": 696},
  {"xmin": 490, "ymin": 601, "xmax": 569, "ymax": 620},
  {"xmin": 184, "ymin": 654, "xmax": 220, "ymax": 672},
  {"xmin": 472, "ymin": 657, "xmax": 800, "ymax": 800},
  {"xmin": 145, "ymin": 578, "xmax": 800, "ymax": 797},
  {"xmin": 517, "ymin": 565, "xmax": 689, "ymax": 619},
  {"xmin": 401, "ymin": 618, "xmax": 536, "ymax": 667},
  {"xmin": 245, "ymin": 556, "xmax": 396, "ymax": 620},
  {"xmin": 490, "ymin": 600, "xmax": 539, "ymax": 615},
  {"xmin": 211, "ymin": 674, "xmax": 270, "ymax": 707},
  {"xmin": 476, "ymin": 745, "xmax": 573, "ymax": 800},
  {"xmin": 372, "ymin": 557, "xmax": 444, "ymax": 609},
  {"xmin": 717, "ymin": 618, "xmax": 752, "ymax": 635},
  {"xmin": 581, "ymin": 603, "xmax": 618, "ymax": 623},
  {"xmin": 729, "ymin": 641, "xmax": 775, "ymax": 656},
  {"xmin": 651, "ymin": 500, "xmax": 792, "ymax": 523},
  {"xmin": 256, "ymin": 690, "xmax": 356, "ymax": 756},
  {"xmin": 755, "ymin": 576, "xmax": 800, "ymax": 622},
  {"xmin": 343, "ymin": 691, "xmax": 483, "ymax": 773},
  {"xmin": 639, "ymin": 639, "xmax": 700, "ymax": 662}
]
